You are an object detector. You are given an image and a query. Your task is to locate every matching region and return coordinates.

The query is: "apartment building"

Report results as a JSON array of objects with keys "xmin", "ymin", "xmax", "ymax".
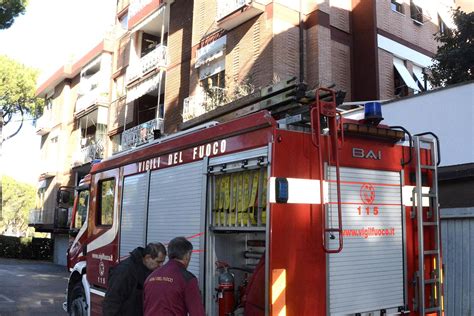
[
  {"xmin": 30, "ymin": 40, "xmax": 113, "ymax": 265},
  {"xmin": 106, "ymin": 0, "xmax": 453, "ymax": 153}
]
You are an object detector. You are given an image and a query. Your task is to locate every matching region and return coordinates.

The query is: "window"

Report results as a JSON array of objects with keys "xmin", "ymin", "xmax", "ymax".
[
  {"xmin": 51, "ymin": 136, "xmax": 58, "ymax": 144},
  {"xmin": 201, "ymin": 70, "xmax": 225, "ymax": 91},
  {"xmin": 410, "ymin": 0, "xmax": 423, "ymax": 24},
  {"xmin": 394, "ymin": 67, "xmax": 408, "ymax": 97},
  {"xmin": 390, "ymin": 0, "xmax": 404, "ymax": 14},
  {"xmin": 74, "ymin": 190, "xmax": 89, "ymax": 229},
  {"xmin": 46, "ymin": 97, "xmax": 53, "ymax": 110},
  {"xmin": 119, "ymin": 13, "xmax": 128, "ymax": 30},
  {"xmin": 98, "ymin": 179, "xmax": 115, "ymax": 225},
  {"xmin": 141, "ymin": 33, "xmax": 160, "ymax": 57}
]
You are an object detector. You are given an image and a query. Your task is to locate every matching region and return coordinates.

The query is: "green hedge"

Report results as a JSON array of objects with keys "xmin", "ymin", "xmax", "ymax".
[{"xmin": 0, "ymin": 235, "xmax": 53, "ymax": 260}]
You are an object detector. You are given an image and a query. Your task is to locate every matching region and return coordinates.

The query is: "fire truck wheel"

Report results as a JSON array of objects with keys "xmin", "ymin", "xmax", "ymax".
[{"xmin": 69, "ymin": 283, "xmax": 87, "ymax": 316}]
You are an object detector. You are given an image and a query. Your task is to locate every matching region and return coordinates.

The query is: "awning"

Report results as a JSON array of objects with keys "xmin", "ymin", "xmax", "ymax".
[
  {"xmin": 437, "ymin": 4, "xmax": 456, "ymax": 29},
  {"xmin": 195, "ymin": 35, "xmax": 227, "ymax": 68},
  {"xmin": 126, "ymin": 71, "xmax": 162, "ymax": 103},
  {"xmin": 393, "ymin": 58, "xmax": 420, "ymax": 91},
  {"xmin": 199, "ymin": 56, "xmax": 225, "ymax": 80},
  {"xmin": 412, "ymin": 64, "xmax": 432, "ymax": 91}
]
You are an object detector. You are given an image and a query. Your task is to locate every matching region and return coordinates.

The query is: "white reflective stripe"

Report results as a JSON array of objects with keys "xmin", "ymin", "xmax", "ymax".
[
  {"xmin": 393, "ymin": 57, "xmax": 420, "ymax": 91},
  {"xmin": 269, "ymin": 177, "xmax": 321, "ymax": 204},
  {"xmin": 90, "ymin": 288, "xmax": 105, "ymax": 297},
  {"xmin": 402, "ymin": 185, "xmax": 431, "ymax": 206}
]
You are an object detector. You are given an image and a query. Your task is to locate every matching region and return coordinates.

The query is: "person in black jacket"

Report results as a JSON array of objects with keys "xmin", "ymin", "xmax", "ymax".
[{"xmin": 103, "ymin": 243, "xmax": 166, "ymax": 316}]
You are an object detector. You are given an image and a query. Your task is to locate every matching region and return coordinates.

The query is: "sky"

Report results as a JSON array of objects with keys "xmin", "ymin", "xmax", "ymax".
[{"xmin": 0, "ymin": 0, "xmax": 116, "ymax": 185}]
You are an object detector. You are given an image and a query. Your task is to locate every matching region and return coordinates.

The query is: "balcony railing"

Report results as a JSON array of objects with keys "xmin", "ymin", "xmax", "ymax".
[
  {"xmin": 127, "ymin": 45, "xmax": 168, "ymax": 83},
  {"xmin": 121, "ymin": 117, "xmax": 163, "ymax": 150},
  {"xmin": 29, "ymin": 209, "xmax": 43, "ymax": 225},
  {"xmin": 29, "ymin": 207, "xmax": 70, "ymax": 230},
  {"xmin": 75, "ymin": 90, "xmax": 109, "ymax": 114},
  {"xmin": 183, "ymin": 87, "xmax": 228, "ymax": 122},
  {"xmin": 35, "ymin": 113, "xmax": 52, "ymax": 135},
  {"xmin": 73, "ymin": 137, "xmax": 105, "ymax": 165},
  {"xmin": 216, "ymin": 0, "xmax": 251, "ymax": 20}
]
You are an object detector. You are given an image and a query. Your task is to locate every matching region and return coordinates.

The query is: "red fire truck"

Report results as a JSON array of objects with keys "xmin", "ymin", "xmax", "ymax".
[{"xmin": 64, "ymin": 88, "xmax": 443, "ymax": 316}]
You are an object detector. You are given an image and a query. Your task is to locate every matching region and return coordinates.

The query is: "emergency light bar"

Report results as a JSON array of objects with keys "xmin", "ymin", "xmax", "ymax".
[{"xmin": 343, "ymin": 122, "xmax": 406, "ymax": 142}]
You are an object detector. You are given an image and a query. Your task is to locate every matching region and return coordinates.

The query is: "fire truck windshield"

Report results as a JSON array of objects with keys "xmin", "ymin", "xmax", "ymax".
[{"xmin": 74, "ymin": 190, "xmax": 89, "ymax": 230}]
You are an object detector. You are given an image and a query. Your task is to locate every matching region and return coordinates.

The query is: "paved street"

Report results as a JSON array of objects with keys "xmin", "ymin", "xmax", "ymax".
[{"xmin": 0, "ymin": 258, "xmax": 68, "ymax": 316}]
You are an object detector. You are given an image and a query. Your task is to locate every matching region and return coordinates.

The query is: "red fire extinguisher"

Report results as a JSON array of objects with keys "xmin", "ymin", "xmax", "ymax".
[{"xmin": 216, "ymin": 261, "xmax": 235, "ymax": 316}]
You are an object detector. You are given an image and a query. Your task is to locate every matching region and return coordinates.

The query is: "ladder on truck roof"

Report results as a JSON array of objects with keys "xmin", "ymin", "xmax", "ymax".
[{"xmin": 413, "ymin": 134, "xmax": 443, "ymax": 315}]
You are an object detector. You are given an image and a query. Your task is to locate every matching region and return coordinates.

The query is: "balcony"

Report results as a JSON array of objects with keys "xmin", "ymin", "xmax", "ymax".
[
  {"xmin": 183, "ymin": 87, "xmax": 227, "ymax": 122},
  {"xmin": 73, "ymin": 137, "xmax": 105, "ymax": 166},
  {"xmin": 75, "ymin": 89, "xmax": 109, "ymax": 115},
  {"xmin": 29, "ymin": 207, "xmax": 70, "ymax": 232},
  {"xmin": 35, "ymin": 113, "xmax": 53, "ymax": 136},
  {"xmin": 216, "ymin": 0, "xmax": 264, "ymax": 30},
  {"xmin": 127, "ymin": 45, "xmax": 168, "ymax": 84},
  {"xmin": 121, "ymin": 117, "xmax": 163, "ymax": 150}
]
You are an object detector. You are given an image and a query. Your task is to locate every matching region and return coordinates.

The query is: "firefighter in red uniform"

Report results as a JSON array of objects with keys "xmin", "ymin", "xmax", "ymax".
[{"xmin": 144, "ymin": 236, "xmax": 205, "ymax": 316}]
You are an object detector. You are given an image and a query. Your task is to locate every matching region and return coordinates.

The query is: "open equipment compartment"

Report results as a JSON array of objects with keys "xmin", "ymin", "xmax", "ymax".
[{"xmin": 205, "ymin": 146, "xmax": 270, "ymax": 315}]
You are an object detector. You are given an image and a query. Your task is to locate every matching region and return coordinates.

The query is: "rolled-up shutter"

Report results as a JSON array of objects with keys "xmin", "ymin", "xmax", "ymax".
[
  {"xmin": 147, "ymin": 161, "xmax": 206, "ymax": 280},
  {"xmin": 120, "ymin": 173, "xmax": 148, "ymax": 259},
  {"xmin": 327, "ymin": 166, "xmax": 404, "ymax": 315}
]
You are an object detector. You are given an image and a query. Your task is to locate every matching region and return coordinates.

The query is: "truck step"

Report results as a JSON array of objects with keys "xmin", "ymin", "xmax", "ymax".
[
  {"xmin": 424, "ymin": 278, "xmax": 440, "ymax": 284},
  {"xmin": 425, "ymin": 306, "xmax": 441, "ymax": 313},
  {"xmin": 424, "ymin": 250, "xmax": 439, "ymax": 255},
  {"xmin": 420, "ymin": 164, "xmax": 436, "ymax": 170}
]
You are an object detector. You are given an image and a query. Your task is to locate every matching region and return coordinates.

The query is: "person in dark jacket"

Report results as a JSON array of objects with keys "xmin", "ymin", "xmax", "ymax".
[
  {"xmin": 103, "ymin": 243, "xmax": 166, "ymax": 316},
  {"xmin": 144, "ymin": 236, "xmax": 205, "ymax": 316}
]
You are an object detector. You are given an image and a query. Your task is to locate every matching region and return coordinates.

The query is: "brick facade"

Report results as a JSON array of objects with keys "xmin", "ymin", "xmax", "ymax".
[{"xmin": 164, "ymin": 0, "xmax": 194, "ymax": 133}]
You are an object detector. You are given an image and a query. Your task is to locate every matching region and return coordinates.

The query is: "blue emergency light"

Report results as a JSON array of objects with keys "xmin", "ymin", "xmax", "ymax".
[{"xmin": 364, "ymin": 102, "xmax": 383, "ymax": 125}]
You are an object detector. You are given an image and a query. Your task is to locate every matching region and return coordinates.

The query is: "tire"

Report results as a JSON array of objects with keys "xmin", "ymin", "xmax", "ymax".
[{"xmin": 69, "ymin": 283, "xmax": 87, "ymax": 316}]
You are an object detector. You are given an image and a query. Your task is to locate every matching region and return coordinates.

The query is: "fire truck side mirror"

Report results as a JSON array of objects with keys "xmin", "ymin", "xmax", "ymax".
[
  {"xmin": 275, "ymin": 177, "xmax": 289, "ymax": 203},
  {"xmin": 57, "ymin": 190, "xmax": 71, "ymax": 205}
]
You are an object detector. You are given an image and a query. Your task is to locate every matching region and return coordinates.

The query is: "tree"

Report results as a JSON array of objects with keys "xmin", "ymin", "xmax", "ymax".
[
  {"xmin": 428, "ymin": 8, "xmax": 474, "ymax": 86},
  {"xmin": 0, "ymin": 0, "xmax": 28, "ymax": 29},
  {"xmin": 0, "ymin": 176, "xmax": 36, "ymax": 237},
  {"xmin": 0, "ymin": 55, "xmax": 43, "ymax": 141}
]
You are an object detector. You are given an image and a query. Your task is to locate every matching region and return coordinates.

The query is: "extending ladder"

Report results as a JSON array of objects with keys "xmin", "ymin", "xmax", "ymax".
[{"xmin": 412, "ymin": 134, "xmax": 442, "ymax": 315}]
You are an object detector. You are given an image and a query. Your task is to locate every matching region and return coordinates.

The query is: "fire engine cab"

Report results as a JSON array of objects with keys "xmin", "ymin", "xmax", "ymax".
[{"xmin": 64, "ymin": 87, "xmax": 443, "ymax": 316}]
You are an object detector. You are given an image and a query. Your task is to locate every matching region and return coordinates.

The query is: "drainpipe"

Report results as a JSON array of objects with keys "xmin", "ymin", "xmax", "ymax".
[
  {"xmin": 299, "ymin": 0, "xmax": 304, "ymax": 84},
  {"xmin": 297, "ymin": 0, "xmax": 307, "ymax": 99},
  {"xmin": 156, "ymin": 5, "xmax": 166, "ymax": 122}
]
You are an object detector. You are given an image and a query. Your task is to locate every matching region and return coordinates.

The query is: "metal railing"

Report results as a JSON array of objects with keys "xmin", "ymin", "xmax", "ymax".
[
  {"xmin": 121, "ymin": 117, "xmax": 163, "ymax": 150},
  {"xmin": 29, "ymin": 209, "xmax": 43, "ymax": 225},
  {"xmin": 76, "ymin": 138, "xmax": 104, "ymax": 164},
  {"xmin": 216, "ymin": 0, "xmax": 250, "ymax": 20},
  {"xmin": 126, "ymin": 45, "xmax": 169, "ymax": 83},
  {"xmin": 29, "ymin": 208, "xmax": 70, "ymax": 229},
  {"xmin": 183, "ymin": 87, "xmax": 228, "ymax": 121}
]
